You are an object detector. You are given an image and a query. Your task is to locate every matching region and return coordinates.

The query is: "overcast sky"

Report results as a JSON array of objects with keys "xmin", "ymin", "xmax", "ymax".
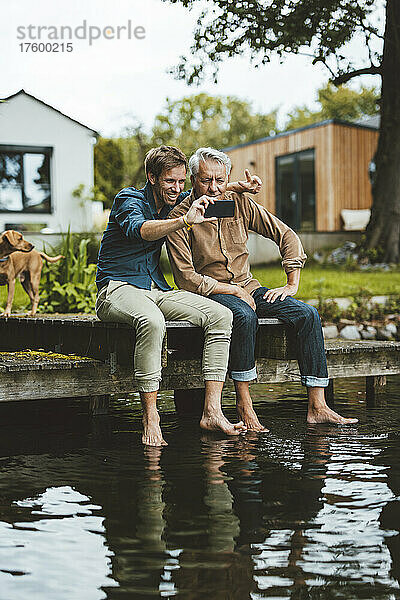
[{"xmin": 1, "ymin": 0, "xmax": 381, "ymax": 137}]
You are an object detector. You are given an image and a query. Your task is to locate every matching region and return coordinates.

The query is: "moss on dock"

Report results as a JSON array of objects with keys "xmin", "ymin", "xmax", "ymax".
[{"xmin": 0, "ymin": 350, "xmax": 92, "ymax": 361}]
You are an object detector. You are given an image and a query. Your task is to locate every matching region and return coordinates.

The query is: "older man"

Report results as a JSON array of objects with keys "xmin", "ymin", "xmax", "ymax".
[
  {"xmin": 166, "ymin": 147, "xmax": 358, "ymax": 429},
  {"xmin": 96, "ymin": 146, "xmax": 262, "ymax": 447}
]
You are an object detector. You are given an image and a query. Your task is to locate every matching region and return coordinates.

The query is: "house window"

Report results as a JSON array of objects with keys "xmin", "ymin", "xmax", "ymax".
[
  {"xmin": 276, "ymin": 149, "xmax": 316, "ymax": 231},
  {"xmin": 0, "ymin": 146, "xmax": 52, "ymax": 213}
]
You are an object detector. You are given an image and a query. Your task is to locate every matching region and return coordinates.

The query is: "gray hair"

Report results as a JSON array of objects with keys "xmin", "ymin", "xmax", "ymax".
[{"xmin": 189, "ymin": 147, "xmax": 232, "ymax": 177}]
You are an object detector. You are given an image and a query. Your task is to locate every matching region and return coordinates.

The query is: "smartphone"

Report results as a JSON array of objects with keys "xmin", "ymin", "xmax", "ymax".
[{"xmin": 204, "ymin": 199, "xmax": 235, "ymax": 218}]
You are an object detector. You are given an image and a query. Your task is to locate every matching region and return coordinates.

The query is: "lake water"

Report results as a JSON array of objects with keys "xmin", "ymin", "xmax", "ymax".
[{"xmin": 0, "ymin": 377, "xmax": 399, "ymax": 600}]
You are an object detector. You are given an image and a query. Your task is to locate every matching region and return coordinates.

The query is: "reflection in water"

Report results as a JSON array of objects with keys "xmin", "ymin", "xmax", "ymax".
[
  {"xmin": 379, "ymin": 438, "xmax": 400, "ymax": 588},
  {"xmin": 202, "ymin": 438, "xmax": 240, "ymax": 552},
  {"xmin": 135, "ymin": 448, "xmax": 180, "ymax": 598},
  {"xmin": 0, "ymin": 378, "xmax": 398, "ymax": 599},
  {"xmin": 136, "ymin": 448, "xmax": 166, "ymax": 551},
  {"xmin": 0, "ymin": 486, "xmax": 118, "ymax": 600},
  {"xmin": 246, "ymin": 427, "xmax": 330, "ymax": 596}
]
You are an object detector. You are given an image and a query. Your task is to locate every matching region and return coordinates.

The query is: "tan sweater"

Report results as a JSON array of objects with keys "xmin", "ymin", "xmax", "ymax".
[{"xmin": 167, "ymin": 190, "xmax": 307, "ymax": 296}]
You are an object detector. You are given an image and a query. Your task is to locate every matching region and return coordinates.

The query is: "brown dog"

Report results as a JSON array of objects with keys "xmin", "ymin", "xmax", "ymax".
[
  {"xmin": 0, "ymin": 229, "xmax": 34, "ymax": 258},
  {"xmin": 0, "ymin": 231, "xmax": 63, "ymax": 316}
]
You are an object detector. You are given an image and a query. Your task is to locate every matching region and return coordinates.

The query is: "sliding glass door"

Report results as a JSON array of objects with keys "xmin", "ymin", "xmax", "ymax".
[{"xmin": 275, "ymin": 149, "xmax": 316, "ymax": 231}]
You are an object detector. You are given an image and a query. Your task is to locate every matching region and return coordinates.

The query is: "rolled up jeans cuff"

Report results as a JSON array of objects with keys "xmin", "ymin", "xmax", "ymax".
[
  {"xmin": 230, "ymin": 366, "xmax": 257, "ymax": 382},
  {"xmin": 136, "ymin": 381, "xmax": 160, "ymax": 393},
  {"xmin": 301, "ymin": 375, "xmax": 330, "ymax": 388},
  {"xmin": 204, "ymin": 371, "xmax": 227, "ymax": 383}
]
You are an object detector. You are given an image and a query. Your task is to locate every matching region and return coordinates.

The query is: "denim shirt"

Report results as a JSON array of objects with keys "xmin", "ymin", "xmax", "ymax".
[{"xmin": 96, "ymin": 182, "xmax": 189, "ymax": 292}]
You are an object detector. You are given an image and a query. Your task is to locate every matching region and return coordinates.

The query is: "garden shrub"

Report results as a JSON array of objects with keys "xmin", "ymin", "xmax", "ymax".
[{"xmin": 39, "ymin": 231, "xmax": 98, "ymax": 314}]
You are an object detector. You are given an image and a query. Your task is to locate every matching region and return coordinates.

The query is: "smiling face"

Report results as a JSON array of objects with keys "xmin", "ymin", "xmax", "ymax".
[
  {"xmin": 191, "ymin": 159, "xmax": 228, "ymax": 200},
  {"xmin": 148, "ymin": 165, "xmax": 187, "ymax": 211}
]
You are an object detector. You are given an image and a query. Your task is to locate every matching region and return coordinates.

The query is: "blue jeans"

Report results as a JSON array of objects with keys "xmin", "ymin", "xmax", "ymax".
[
  {"xmin": 210, "ymin": 287, "xmax": 329, "ymax": 387},
  {"xmin": 209, "ymin": 293, "xmax": 258, "ymax": 382}
]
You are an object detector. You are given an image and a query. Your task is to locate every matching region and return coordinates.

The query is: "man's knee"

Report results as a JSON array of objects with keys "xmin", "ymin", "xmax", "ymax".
[
  {"xmin": 304, "ymin": 303, "xmax": 321, "ymax": 322},
  {"xmin": 297, "ymin": 302, "xmax": 322, "ymax": 330},
  {"xmin": 232, "ymin": 303, "xmax": 258, "ymax": 333},
  {"xmin": 207, "ymin": 303, "xmax": 233, "ymax": 332},
  {"xmin": 136, "ymin": 313, "xmax": 166, "ymax": 339}
]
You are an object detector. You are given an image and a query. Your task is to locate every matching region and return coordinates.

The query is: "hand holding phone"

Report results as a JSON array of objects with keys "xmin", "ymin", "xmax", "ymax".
[{"xmin": 204, "ymin": 199, "xmax": 235, "ymax": 218}]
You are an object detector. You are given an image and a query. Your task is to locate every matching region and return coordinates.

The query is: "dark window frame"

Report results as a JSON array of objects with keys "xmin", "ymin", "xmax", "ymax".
[
  {"xmin": 0, "ymin": 144, "xmax": 53, "ymax": 214},
  {"xmin": 275, "ymin": 147, "xmax": 316, "ymax": 232}
]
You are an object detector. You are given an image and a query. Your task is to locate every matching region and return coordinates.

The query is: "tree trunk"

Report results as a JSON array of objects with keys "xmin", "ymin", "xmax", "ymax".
[{"xmin": 365, "ymin": 0, "xmax": 400, "ymax": 263}]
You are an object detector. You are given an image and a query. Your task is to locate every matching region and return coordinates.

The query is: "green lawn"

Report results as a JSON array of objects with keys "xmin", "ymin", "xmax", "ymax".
[
  {"xmin": 165, "ymin": 264, "xmax": 400, "ymax": 300},
  {"xmin": 2, "ymin": 264, "xmax": 399, "ymax": 313},
  {"xmin": 0, "ymin": 282, "xmax": 32, "ymax": 312},
  {"xmin": 250, "ymin": 265, "xmax": 400, "ymax": 299}
]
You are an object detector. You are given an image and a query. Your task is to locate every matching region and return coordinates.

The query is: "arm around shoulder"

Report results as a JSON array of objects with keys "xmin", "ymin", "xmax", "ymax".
[{"xmin": 243, "ymin": 195, "xmax": 307, "ymax": 271}]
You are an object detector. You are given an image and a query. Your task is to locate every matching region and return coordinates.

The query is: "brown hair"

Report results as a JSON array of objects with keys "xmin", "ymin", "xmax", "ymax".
[{"xmin": 144, "ymin": 145, "xmax": 187, "ymax": 179}]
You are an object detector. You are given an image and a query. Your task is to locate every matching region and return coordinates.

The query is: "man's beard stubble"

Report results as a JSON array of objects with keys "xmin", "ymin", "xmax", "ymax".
[{"xmin": 153, "ymin": 180, "xmax": 179, "ymax": 208}]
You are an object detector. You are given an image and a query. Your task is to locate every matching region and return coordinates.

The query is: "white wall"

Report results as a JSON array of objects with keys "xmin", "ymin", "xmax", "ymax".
[
  {"xmin": 247, "ymin": 231, "xmax": 362, "ymax": 265},
  {"xmin": 0, "ymin": 93, "xmax": 96, "ymax": 232}
]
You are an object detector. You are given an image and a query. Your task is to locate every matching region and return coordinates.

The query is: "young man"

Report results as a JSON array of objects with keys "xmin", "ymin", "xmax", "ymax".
[
  {"xmin": 166, "ymin": 147, "xmax": 358, "ymax": 430},
  {"xmin": 96, "ymin": 146, "xmax": 260, "ymax": 447}
]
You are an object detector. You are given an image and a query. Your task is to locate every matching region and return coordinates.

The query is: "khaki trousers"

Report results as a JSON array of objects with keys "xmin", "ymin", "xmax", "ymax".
[{"xmin": 95, "ymin": 280, "xmax": 232, "ymax": 392}]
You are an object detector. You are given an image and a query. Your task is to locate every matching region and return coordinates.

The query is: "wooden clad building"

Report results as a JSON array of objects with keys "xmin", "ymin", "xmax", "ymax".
[{"xmin": 225, "ymin": 119, "xmax": 379, "ymax": 232}]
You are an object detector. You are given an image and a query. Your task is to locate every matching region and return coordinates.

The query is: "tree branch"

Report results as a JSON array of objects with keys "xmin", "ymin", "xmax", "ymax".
[
  {"xmin": 312, "ymin": 55, "xmax": 337, "ymax": 79},
  {"xmin": 333, "ymin": 66, "xmax": 382, "ymax": 85}
]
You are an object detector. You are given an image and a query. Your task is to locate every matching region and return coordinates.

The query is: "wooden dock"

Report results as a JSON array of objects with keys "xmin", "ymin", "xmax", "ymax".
[{"xmin": 0, "ymin": 315, "xmax": 399, "ymax": 410}]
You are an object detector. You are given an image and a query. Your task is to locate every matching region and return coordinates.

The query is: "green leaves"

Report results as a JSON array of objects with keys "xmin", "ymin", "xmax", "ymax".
[
  {"xmin": 95, "ymin": 94, "xmax": 280, "ymax": 193},
  {"xmin": 39, "ymin": 232, "xmax": 98, "ymax": 314},
  {"xmin": 285, "ymin": 82, "xmax": 380, "ymax": 130},
  {"xmin": 151, "ymin": 93, "xmax": 279, "ymax": 154},
  {"xmin": 165, "ymin": 0, "xmax": 384, "ymax": 86},
  {"xmin": 94, "ymin": 138, "xmax": 124, "ymax": 209}
]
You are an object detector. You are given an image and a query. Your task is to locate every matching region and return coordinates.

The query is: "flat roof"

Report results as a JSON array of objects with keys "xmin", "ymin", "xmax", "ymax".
[{"xmin": 223, "ymin": 118, "xmax": 379, "ymax": 152}]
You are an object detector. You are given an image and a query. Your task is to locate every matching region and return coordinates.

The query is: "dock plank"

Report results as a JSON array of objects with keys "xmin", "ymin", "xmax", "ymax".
[{"xmin": 0, "ymin": 315, "xmax": 399, "ymax": 403}]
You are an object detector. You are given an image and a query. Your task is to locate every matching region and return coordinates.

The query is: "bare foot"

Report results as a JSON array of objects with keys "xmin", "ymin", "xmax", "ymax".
[
  {"xmin": 237, "ymin": 406, "xmax": 269, "ymax": 432},
  {"xmin": 200, "ymin": 411, "xmax": 247, "ymax": 435},
  {"xmin": 142, "ymin": 411, "xmax": 168, "ymax": 447},
  {"xmin": 307, "ymin": 406, "xmax": 358, "ymax": 425}
]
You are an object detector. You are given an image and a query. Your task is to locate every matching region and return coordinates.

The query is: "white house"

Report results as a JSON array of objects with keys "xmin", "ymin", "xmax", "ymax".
[{"xmin": 0, "ymin": 90, "xmax": 98, "ymax": 233}]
